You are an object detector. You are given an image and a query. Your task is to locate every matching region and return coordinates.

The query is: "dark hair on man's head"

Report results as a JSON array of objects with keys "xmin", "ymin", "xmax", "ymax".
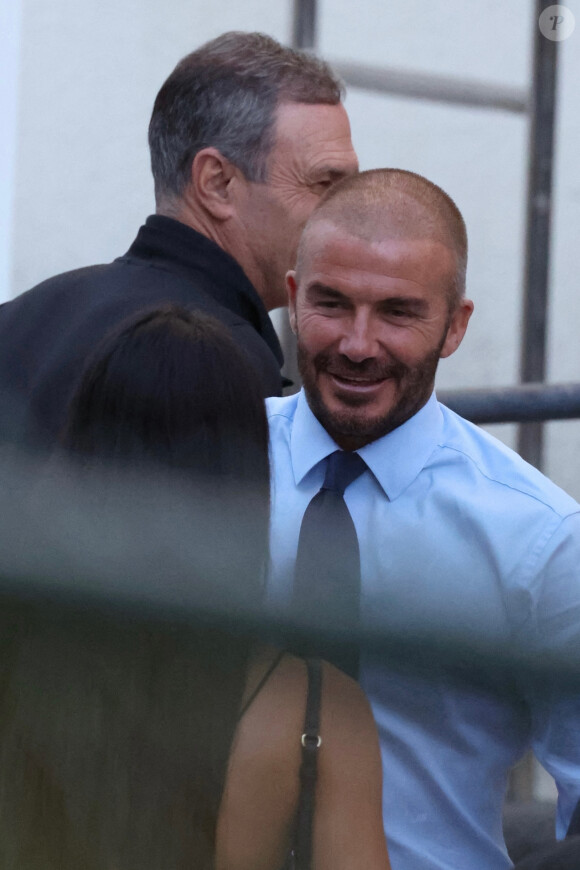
[{"xmin": 148, "ymin": 31, "xmax": 344, "ymax": 205}]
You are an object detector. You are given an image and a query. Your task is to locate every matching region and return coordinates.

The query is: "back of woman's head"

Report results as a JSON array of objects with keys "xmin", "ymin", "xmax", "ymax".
[
  {"xmin": 61, "ymin": 305, "xmax": 271, "ymax": 605},
  {"xmin": 62, "ymin": 305, "xmax": 269, "ymax": 489},
  {"xmin": 62, "ymin": 305, "xmax": 270, "ymax": 591}
]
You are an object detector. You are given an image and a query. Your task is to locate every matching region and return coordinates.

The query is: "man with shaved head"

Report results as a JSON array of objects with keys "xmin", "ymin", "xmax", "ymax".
[{"xmin": 267, "ymin": 169, "xmax": 580, "ymax": 870}]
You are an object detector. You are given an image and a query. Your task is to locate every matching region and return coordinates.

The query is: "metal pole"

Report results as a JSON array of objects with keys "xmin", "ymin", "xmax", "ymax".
[
  {"xmin": 512, "ymin": 0, "xmax": 561, "ymax": 801},
  {"xmin": 517, "ymin": 0, "xmax": 559, "ymax": 469},
  {"xmin": 438, "ymin": 382, "xmax": 580, "ymax": 425},
  {"xmin": 292, "ymin": 0, "xmax": 317, "ymax": 50}
]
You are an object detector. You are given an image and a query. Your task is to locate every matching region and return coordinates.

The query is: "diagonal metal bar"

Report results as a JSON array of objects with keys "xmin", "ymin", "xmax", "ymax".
[{"xmin": 331, "ymin": 60, "xmax": 529, "ymax": 114}]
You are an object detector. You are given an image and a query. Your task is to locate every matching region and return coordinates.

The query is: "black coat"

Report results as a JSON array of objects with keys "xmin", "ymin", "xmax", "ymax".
[{"xmin": 0, "ymin": 216, "xmax": 284, "ymax": 447}]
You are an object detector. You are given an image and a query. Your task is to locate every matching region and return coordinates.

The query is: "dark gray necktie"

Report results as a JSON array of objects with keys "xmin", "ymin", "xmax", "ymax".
[{"xmin": 293, "ymin": 450, "xmax": 367, "ymax": 678}]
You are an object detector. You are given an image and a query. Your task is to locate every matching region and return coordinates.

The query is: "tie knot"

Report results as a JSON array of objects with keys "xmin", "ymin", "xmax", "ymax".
[{"xmin": 322, "ymin": 450, "xmax": 367, "ymax": 495}]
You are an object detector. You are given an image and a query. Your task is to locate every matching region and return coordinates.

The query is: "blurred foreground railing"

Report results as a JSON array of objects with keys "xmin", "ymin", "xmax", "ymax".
[{"xmin": 0, "ymin": 446, "xmax": 579, "ymax": 693}]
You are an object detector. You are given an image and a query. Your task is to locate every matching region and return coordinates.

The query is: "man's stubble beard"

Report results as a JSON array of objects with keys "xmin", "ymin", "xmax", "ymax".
[{"xmin": 296, "ymin": 333, "xmax": 448, "ymax": 449}]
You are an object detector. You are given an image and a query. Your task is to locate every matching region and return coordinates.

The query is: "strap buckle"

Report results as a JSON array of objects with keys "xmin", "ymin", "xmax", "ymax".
[{"xmin": 301, "ymin": 732, "xmax": 322, "ymax": 749}]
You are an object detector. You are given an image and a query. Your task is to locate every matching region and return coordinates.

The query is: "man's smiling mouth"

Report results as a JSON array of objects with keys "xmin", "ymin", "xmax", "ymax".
[{"xmin": 328, "ymin": 372, "xmax": 389, "ymax": 391}]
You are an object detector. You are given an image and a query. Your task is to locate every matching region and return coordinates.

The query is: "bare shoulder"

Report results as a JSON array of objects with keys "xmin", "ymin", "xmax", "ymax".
[
  {"xmin": 215, "ymin": 649, "xmax": 307, "ymax": 870},
  {"xmin": 315, "ymin": 662, "xmax": 390, "ymax": 869},
  {"xmin": 216, "ymin": 651, "xmax": 390, "ymax": 870},
  {"xmin": 319, "ymin": 660, "xmax": 378, "ymax": 739},
  {"xmin": 316, "ymin": 660, "xmax": 384, "ymax": 805},
  {"xmin": 233, "ymin": 652, "xmax": 379, "ymax": 774},
  {"xmin": 236, "ymin": 646, "xmax": 311, "ymax": 763}
]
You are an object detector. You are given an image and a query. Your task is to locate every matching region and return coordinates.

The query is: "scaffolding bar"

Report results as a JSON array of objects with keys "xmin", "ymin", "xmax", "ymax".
[
  {"xmin": 517, "ymin": 2, "xmax": 559, "ymax": 468},
  {"xmin": 292, "ymin": 0, "xmax": 317, "ymax": 50},
  {"xmin": 332, "ymin": 60, "xmax": 528, "ymax": 113},
  {"xmin": 438, "ymin": 382, "xmax": 580, "ymax": 425}
]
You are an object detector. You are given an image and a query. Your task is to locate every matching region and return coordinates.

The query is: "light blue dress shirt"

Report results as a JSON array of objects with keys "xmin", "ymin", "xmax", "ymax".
[{"xmin": 267, "ymin": 390, "xmax": 580, "ymax": 870}]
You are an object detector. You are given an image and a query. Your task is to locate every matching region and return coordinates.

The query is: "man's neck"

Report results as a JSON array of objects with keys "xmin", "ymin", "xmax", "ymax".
[
  {"xmin": 156, "ymin": 201, "xmax": 221, "ymax": 248},
  {"xmin": 155, "ymin": 200, "xmax": 272, "ymax": 309}
]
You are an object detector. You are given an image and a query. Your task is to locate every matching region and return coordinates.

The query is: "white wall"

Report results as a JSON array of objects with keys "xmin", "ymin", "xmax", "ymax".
[{"xmin": 0, "ymin": 0, "xmax": 22, "ymax": 303}]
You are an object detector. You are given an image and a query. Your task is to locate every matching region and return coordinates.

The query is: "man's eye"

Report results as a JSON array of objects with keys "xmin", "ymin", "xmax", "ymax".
[
  {"xmin": 311, "ymin": 179, "xmax": 334, "ymax": 194},
  {"xmin": 316, "ymin": 299, "xmax": 345, "ymax": 311}
]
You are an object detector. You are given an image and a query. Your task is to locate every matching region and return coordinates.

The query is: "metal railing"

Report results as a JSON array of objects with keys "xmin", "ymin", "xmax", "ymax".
[{"xmin": 438, "ymin": 381, "xmax": 580, "ymax": 425}]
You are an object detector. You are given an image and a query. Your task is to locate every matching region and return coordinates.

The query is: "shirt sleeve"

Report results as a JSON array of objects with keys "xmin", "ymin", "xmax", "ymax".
[{"xmin": 523, "ymin": 512, "xmax": 580, "ymax": 837}]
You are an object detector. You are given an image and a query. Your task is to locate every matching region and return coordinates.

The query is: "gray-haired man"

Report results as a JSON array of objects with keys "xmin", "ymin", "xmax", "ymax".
[{"xmin": 0, "ymin": 31, "xmax": 358, "ymax": 445}]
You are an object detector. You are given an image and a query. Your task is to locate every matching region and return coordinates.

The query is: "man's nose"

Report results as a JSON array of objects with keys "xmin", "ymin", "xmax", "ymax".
[{"xmin": 337, "ymin": 312, "xmax": 378, "ymax": 363}]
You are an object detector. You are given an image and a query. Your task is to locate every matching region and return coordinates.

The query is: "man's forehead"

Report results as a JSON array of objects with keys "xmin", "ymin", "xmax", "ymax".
[
  {"xmin": 299, "ymin": 219, "xmax": 452, "ymax": 268},
  {"xmin": 272, "ymin": 102, "xmax": 357, "ymax": 158},
  {"xmin": 295, "ymin": 220, "xmax": 458, "ymax": 303}
]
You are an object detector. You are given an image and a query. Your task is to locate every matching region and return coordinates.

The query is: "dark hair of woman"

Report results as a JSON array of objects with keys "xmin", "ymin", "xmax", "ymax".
[
  {"xmin": 0, "ymin": 305, "xmax": 271, "ymax": 869},
  {"xmin": 61, "ymin": 304, "xmax": 270, "ymax": 489}
]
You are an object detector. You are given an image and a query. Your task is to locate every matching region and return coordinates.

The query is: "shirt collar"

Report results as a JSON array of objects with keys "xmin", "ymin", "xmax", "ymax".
[{"xmin": 290, "ymin": 390, "xmax": 443, "ymax": 500}]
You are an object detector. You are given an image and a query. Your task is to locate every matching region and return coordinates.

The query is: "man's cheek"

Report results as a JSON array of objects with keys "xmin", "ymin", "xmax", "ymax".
[{"xmin": 300, "ymin": 316, "xmax": 339, "ymax": 351}]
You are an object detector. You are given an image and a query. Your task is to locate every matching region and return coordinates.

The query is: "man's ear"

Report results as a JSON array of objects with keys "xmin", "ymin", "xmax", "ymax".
[
  {"xmin": 440, "ymin": 297, "xmax": 474, "ymax": 359},
  {"xmin": 286, "ymin": 271, "xmax": 298, "ymax": 333},
  {"xmin": 191, "ymin": 148, "xmax": 238, "ymax": 220}
]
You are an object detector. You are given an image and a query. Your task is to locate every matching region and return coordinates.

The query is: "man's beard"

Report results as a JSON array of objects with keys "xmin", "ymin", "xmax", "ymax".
[{"xmin": 297, "ymin": 340, "xmax": 446, "ymax": 449}]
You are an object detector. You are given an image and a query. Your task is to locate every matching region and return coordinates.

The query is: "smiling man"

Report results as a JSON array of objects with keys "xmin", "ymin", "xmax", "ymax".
[
  {"xmin": 267, "ymin": 169, "xmax": 580, "ymax": 870},
  {"xmin": 288, "ymin": 225, "xmax": 470, "ymax": 448},
  {"xmin": 0, "ymin": 32, "xmax": 358, "ymax": 447}
]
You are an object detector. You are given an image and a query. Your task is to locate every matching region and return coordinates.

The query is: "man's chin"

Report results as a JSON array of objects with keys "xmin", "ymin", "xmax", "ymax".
[
  {"xmin": 314, "ymin": 404, "xmax": 395, "ymax": 449},
  {"xmin": 307, "ymin": 384, "xmax": 430, "ymax": 447},
  {"xmin": 326, "ymin": 389, "xmax": 380, "ymax": 409}
]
